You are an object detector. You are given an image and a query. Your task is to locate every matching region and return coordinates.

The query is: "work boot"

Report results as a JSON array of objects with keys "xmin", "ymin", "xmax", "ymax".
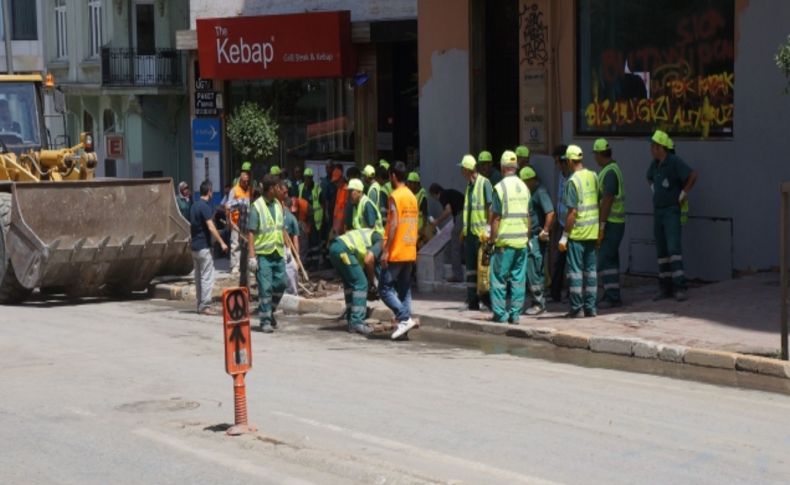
[
  {"xmin": 564, "ymin": 310, "xmax": 583, "ymax": 319},
  {"xmin": 674, "ymin": 291, "xmax": 688, "ymax": 302},
  {"xmin": 525, "ymin": 305, "xmax": 545, "ymax": 316},
  {"xmin": 260, "ymin": 323, "xmax": 274, "ymax": 333},
  {"xmin": 584, "ymin": 310, "xmax": 597, "ymax": 318},
  {"xmin": 597, "ymin": 300, "xmax": 622, "ymax": 310}
]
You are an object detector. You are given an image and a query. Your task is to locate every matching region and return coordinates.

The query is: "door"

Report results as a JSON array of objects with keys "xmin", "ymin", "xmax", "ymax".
[{"xmin": 133, "ymin": 2, "xmax": 156, "ymax": 85}]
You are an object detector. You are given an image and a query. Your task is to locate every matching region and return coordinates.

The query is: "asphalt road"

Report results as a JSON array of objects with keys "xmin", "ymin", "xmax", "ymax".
[{"xmin": 1, "ymin": 297, "xmax": 789, "ymax": 484}]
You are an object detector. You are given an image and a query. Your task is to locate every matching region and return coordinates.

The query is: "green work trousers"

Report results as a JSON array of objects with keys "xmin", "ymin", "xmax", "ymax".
[
  {"xmin": 490, "ymin": 246, "xmax": 527, "ymax": 323},
  {"xmin": 654, "ymin": 206, "xmax": 686, "ymax": 293},
  {"xmin": 256, "ymin": 253, "xmax": 286, "ymax": 327},
  {"xmin": 567, "ymin": 240, "xmax": 597, "ymax": 314},
  {"xmin": 598, "ymin": 222, "xmax": 624, "ymax": 303},
  {"xmin": 525, "ymin": 236, "xmax": 546, "ymax": 310},
  {"xmin": 463, "ymin": 236, "xmax": 480, "ymax": 306},
  {"xmin": 328, "ymin": 240, "xmax": 368, "ymax": 328}
]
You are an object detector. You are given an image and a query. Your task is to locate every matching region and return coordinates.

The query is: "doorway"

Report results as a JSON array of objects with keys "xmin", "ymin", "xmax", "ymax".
[{"xmin": 133, "ymin": 1, "xmax": 156, "ymax": 84}]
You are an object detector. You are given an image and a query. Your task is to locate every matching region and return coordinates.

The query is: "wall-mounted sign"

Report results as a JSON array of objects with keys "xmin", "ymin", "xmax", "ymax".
[{"xmin": 105, "ymin": 134, "xmax": 124, "ymax": 158}]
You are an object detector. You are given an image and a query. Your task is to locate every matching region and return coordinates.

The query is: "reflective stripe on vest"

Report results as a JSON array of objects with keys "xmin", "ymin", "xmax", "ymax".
[
  {"xmin": 252, "ymin": 198, "xmax": 285, "ymax": 256},
  {"xmin": 464, "ymin": 175, "xmax": 489, "ymax": 236},
  {"xmin": 298, "ymin": 182, "xmax": 323, "ymax": 230},
  {"xmin": 416, "ymin": 188, "xmax": 426, "ymax": 231},
  {"xmin": 338, "ymin": 228, "xmax": 374, "ymax": 262},
  {"xmin": 387, "ymin": 186, "xmax": 418, "ymax": 262},
  {"xmin": 598, "ymin": 162, "xmax": 626, "ymax": 223},
  {"xmin": 367, "ymin": 181, "xmax": 380, "ymax": 208},
  {"xmin": 353, "ymin": 194, "xmax": 384, "ymax": 235},
  {"xmin": 494, "ymin": 176, "xmax": 530, "ymax": 249},
  {"xmin": 570, "ymin": 169, "xmax": 599, "ymax": 241}
]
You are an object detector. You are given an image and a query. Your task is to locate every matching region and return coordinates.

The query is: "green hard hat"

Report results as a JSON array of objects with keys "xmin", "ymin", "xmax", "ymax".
[
  {"xmin": 241, "ymin": 161, "xmax": 252, "ymax": 172},
  {"xmin": 593, "ymin": 138, "xmax": 610, "ymax": 152},
  {"xmin": 477, "ymin": 150, "xmax": 493, "ymax": 163},
  {"xmin": 270, "ymin": 165, "xmax": 282, "ymax": 175},
  {"xmin": 515, "ymin": 145, "xmax": 530, "ymax": 158},
  {"xmin": 407, "ymin": 172, "xmax": 420, "ymax": 183},
  {"xmin": 379, "ymin": 159, "xmax": 390, "ymax": 169},
  {"xmin": 519, "ymin": 166, "xmax": 537, "ymax": 180}
]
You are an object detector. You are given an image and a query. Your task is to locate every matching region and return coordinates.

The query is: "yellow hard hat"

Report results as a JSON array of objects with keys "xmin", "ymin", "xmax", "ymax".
[
  {"xmin": 565, "ymin": 145, "xmax": 583, "ymax": 161},
  {"xmin": 347, "ymin": 178, "xmax": 365, "ymax": 192},
  {"xmin": 362, "ymin": 164, "xmax": 376, "ymax": 177},
  {"xmin": 651, "ymin": 130, "xmax": 672, "ymax": 149},
  {"xmin": 593, "ymin": 138, "xmax": 610, "ymax": 152},
  {"xmin": 519, "ymin": 166, "xmax": 536, "ymax": 180},
  {"xmin": 500, "ymin": 150, "xmax": 517, "ymax": 168},
  {"xmin": 407, "ymin": 172, "xmax": 421, "ymax": 183},
  {"xmin": 303, "ymin": 168, "xmax": 314, "ymax": 177},
  {"xmin": 458, "ymin": 154, "xmax": 476, "ymax": 170},
  {"xmin": 270, "ymin": 165, "xmax": 282, "ymax": 175}
]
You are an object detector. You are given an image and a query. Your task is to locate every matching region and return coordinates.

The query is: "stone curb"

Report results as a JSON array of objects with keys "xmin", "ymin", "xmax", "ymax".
[{"xmin": 280, "ymin": 295, "xmax": 790, "ymax": 381}]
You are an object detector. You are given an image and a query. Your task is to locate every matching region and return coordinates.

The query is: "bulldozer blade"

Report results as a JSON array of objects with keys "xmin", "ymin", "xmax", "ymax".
[{"xmin": 5, "ymin": 179, "xmax": 192, "ymax": 294}]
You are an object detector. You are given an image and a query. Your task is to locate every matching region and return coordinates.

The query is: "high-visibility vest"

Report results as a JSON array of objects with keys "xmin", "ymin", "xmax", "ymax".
[
  {"xmin": 569, "ymin": 169, "xmax": 599, "ymax": 241},
  {"xmin": 229, "ymin": 184, "xmax": 251, "ymax": 225},
  {"xmin": 493, "ymin": 175, "xmax": 530, "ymax": 249},
  {"xmin": 382, "ymin": 181, "xmax": 392, "ymax": 198},
  {"xmin": 464, "ymin": 174, "xmax": 490, "ymax": 237},
  {"xmin": 252, "ymin": 198, "xmax": 284, "ymax": 256},
  {"xmin": 338, "ymin": 228, "xmax": 374, "ymax": 263},
  {"xmin": 353, "ymin": 194, "xmax": 383, "ymax": 235},
  {"xmin": 385, "ymin": 186, "xmax": 418, "ymax": 262},
  {"xmin": 298, "ymin": 182, "xmax": 323, "ymax": 230},
  {"xmin": 367, "ymin": 181, "xmax": 381, "ymax": 208},
  {"xmin": 415, "ymin": 188, "xmax": 427, "ymax": 231},
  {"xmin": 598, "ymin": 161, "xmax": 625, "ymax": 224},
  {"xmin": 333, "ymin": 182, "xmax": 348, "ymax": 235}
]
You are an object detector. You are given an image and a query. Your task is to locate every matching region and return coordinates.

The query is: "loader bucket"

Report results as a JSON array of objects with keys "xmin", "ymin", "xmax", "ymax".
[{"xmin": 5, "ymin": 179, "xmax": 192, "ymax": 296}]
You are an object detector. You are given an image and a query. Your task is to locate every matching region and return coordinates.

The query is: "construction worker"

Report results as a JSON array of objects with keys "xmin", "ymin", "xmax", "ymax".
[
  {"xmin": 379, "ymin": 159, "xmax": 393, "ymax": 201},
  {"xmin": 363, "ymin": 164, "xmax": 379, "ymax": 206},
  {"xmin": 520, "ymin": 166, "xmax": 555, "ymax": 316},
  {"xmin": 331, "ymin": 167, "xmax": 348, "ymax": 237},
  {"xmin": 276, "ymin": 181, "xmax": 300, "ymax": 296},
  {"xmin": 647, "ymin": 130, "xmax": 698, "ymax": 301},
  {"xmin": 559, "ymin": 145, "xmax": 599, "ymax": 318},
  {"xmin": 550, "ymin": 144, "xmax": 569, "ymax": 302},
  {"xmin": 406, "ymin": 172, "xmax": 429, "ymax": 244},
  {"xmin": 381, "ymin": 161, "xmax": 419, "ymax": 340},
  {"xmin": 328, "ymin": 228, "xmax": 382, "ymax": 336},
  {"xmin": 248, "ymin": 174, "xmax": 287, "ymax": 333},
  {"xmin": 428, "ymin": 183, "xmax": 465, "ymax": 282},
  {"xmin": 270, "ymin": 165, "xmax": 282, "ymax": 177},
  {"xmin": 490, "ymin": 150, "xmax": 530, "ymax": 324},
  {"xmin": 460, "ymin": 154, "xmax": 493, "ymax": 310},
  {"xmin": 477, "ymin": 150, "xmax": 502, "ymax": 185},
  {"xmin": 515, "ymin": 145, "xmax": 531, "ymax": 169},
  {"xmin": 347, "ymin": 178, "xmax": 383, "ymax": 233},
  {"xmin": 225, "ymin": 163, "xmax": 252, "ymax": 275},
  {"xmin": 374, "ymin": 165, "xmax": 390, "ymax": 220},
  {"xmin": 593, "ymin": 138, "xmax": 626, "ymax": 308},
  {"xmin": 298, "ymin": 168, "xmax": 322, "ymax": 269}
]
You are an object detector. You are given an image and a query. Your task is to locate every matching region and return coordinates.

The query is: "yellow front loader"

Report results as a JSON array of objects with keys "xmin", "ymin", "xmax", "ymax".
[{"xmin": 0, "ymin": 74, "xmax": 191, "ymax": 303}]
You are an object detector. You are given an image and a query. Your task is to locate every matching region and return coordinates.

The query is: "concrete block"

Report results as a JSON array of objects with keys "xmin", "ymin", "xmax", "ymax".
[
  {"xmin": 370, "ymin": 307, "xmax": 393, "ymax": 321},
  {"xmin": 552, "ymin": 331, "xmax": 590, "ymax": 349},
  {"xmin": 589, "ymin": 336, "xmax": 637, "ymax": 356},
  {"xmin": 318, "ymin": 299, "xmax": 345, "ymax": 316},
  {"xmin": 658, "ymin": 345, "xmax": 687, "ymax": 363},
  {"xmin": 736, "ymin": 355, "xmax": 790, "ymax": 378},
  {"xmin": 298, "ymin": 298, "xmax": 321, "ymax": 314},
  {"xmin": 632, "ymin": 340, "xmax": 661, "ymax": 359},
  {"xmin": 279, "ymin": 294, "xmax": 300, "ymax": 313},
  {"xmin": 684, "ymin": 348, "xmax": 737, "ymax": 369}
]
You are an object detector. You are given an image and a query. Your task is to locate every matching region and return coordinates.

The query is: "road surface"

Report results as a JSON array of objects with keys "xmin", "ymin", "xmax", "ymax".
[{"xmin": 1, "ymin": 297, "xmax": 789, "ymax": 484}]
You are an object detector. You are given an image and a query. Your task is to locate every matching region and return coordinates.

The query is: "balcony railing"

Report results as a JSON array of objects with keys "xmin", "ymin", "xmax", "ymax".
[{"xmin": 101, "ymin": 48, "xmax": 183, "ymax": 87}]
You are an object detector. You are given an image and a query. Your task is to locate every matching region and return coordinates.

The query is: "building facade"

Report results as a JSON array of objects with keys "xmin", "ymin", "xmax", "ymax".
[
  {"xmin": 419, "ymin": 0, "xmax": 790, "ymax": 280},
  {"xmin": 42, "ymin": 0, "xmax": 190, "ymax": 181}
]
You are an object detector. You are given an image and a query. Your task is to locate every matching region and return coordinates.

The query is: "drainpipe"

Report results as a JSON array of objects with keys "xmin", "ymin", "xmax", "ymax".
[{"xmin": 2, "ymin": 0, "xmax": 13, "ymax": 74}]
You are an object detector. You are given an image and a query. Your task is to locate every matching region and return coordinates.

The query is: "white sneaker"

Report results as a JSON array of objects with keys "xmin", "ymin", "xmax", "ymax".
[{"xmin": 391, "ymin": 318, "xmax": 417, "ymax": 340}]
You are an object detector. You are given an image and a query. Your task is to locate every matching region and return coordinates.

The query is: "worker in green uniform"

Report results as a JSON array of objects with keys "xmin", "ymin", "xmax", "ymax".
[
  {"xmin": 515, "ymin": 145, "xmax": 531, "ymax": 169},
  {"xmin": 298, "ymin": 167, "xmax": 322, "ymax": 269},
  {"xmin": 490, "ymin": 150, "xmax": 530, "ymax": 324},
  {"xmin": 248, "ymin": 174, "xmax": 287, "ymax": 333},
  {"xmin": 328, "ymin": 228, "xmax": 382, "ymax": 336},
  {"xmin": 406, "ymin": 172, "xmax": 429, "ymax": 243},
  {"xmin": 593, "ymin": 138, "xmax": 626, "ymax": 308},
  {"xmin": 520, "ymin": 166, "xmax": 555, "ymax": 316},
  {"xmin": 559, "ymin": 145, "xmax": 599, "ymax": 318},
  {"xmin": 647, "ymin": 130, "xmax": 698, "ymax": 301},
  {"xmin": 477, "ymin": 150, "xmax": 502, "ymax": 186},
  {"xmin": 379, "ymin": 159, "xmax": 393, "ymax": 203},
  {"xmin": 363, "ymin": 165, "xmax": 379, "ymax": 207},
  {"xmin": 347, "ymin": 178, "xmax": 383, "ymax": 233},
  {"xmin": 375, "ymin": 164, "xmax": 390, "ymax": 220},
  {"xmin": 460, "ymin": 154, "xmax": 493, "ymax": 310}
]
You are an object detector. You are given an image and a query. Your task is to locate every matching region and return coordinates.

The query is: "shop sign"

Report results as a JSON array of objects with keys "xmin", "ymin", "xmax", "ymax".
[
  {"xmin": 195, "ymin": 78, "xmax": 221, "ymax": 117},
  {"xmin": 197, "ymin": 11, "xmax": 355, "ymax": 80}
]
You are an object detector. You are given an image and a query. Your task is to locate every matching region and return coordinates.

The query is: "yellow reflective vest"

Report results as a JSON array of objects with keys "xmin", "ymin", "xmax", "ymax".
[
  {"xmin": 252, "ymin": 198, "xmax": 285, "ymax": 256},
  {"xmin": 352, "ymin": 194, "xmax": 384, "ymax": 235},
  {"xmin": 463, "ymin": 174, "xmax": 491, "ymax": 237},
  {"xmin": 569, "ymin": 169, "xmax": 599, "ymax": 241},
  {"xmin": 598, "ymin": 162, "xmax": 625, "ymax": 224},
  {"xmin": 338, "ymin": 228, "xmax": 374, "ymax": 263},
  {"xmin": 493, "ymin": 175, "xmax": 530, "ymax": 249}
]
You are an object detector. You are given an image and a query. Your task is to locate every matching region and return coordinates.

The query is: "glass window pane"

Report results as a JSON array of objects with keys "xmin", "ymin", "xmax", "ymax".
[{"xmin": 11, "ymin": 0, "xmax": 37, "ymax": 40}]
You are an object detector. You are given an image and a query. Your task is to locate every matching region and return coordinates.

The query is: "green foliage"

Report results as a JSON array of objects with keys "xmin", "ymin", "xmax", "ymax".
[
  {"xmin": 777, "ymin": 35, "xmax": 790, "ymax": 94},
  {"xmin": 225, "ymin": 101, "xmax": 279, "ymax": 163}
]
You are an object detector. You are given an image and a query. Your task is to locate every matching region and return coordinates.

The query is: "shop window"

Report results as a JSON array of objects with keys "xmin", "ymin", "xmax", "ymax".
[
  {"xmin": 88, "ymin": 0, "xmax": 103, "ymax": 58},
  {"xmin": 576, "ymin": 0, "xmax": 734, "ymax": 137}
]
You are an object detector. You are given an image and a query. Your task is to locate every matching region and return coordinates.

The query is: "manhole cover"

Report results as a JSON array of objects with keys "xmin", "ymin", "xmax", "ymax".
[
  {"xmin": 606, "ymin": 312, "xmax": 675, "ymax": 325},
  {"xmin": 116, "ymin": 398, "xmax": 200, "ymax": 413}
]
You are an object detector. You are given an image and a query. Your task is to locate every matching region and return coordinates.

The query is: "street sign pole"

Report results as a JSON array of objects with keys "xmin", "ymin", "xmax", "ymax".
[{"xmin": 222, "ymin": 287, "xmax": 256, "ymax": 435}]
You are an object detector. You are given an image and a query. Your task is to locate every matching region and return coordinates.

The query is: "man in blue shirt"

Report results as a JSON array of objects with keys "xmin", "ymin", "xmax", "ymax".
[
  {"xmin": 190, "ymin": 180, "xmax": 228, "ymax": 315},
  {"xmin": 647, "ymin": 130, "xmax": 698, "ymax": 301},
  {"xmin": 550, "ymin": 144, "xmax": 568, "ymax": 302}
]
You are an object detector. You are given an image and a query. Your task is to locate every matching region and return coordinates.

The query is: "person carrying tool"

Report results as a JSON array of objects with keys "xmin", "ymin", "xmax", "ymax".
[
  {"xmin": 520, "ymin": 166, "xmax": 555, "ymax": 316},
  {"xmin": 489, "ymin": 150, "xmax": 530, "ymax": 324},
  {"xmin": 248, "ymin": 174, "xmax": 287, "ymax": 333},
  {"xmin": 460, "ymin": 154, "xmax": 493, "ymax": 310},
  {"xmin": 225, "ymin": 162, "xmax": 252, "ymax": 275},
  {"xmin": 559, "ymin": 145, "xmax": 599, "ymax": 318},
  {"xmin": 381, "ymin": 161, "xmax": 419, "ymax": 340},
  {"xmin": 477, "ymin": 150, "xmax": 502, "ymax": 185},
  {"xmin": 593, "ymin": 138, "xmax": 626, "ymax": 308},
  {"xmin": 328, "ymin": 228, "xmax": 382, "ymax": 336},
  {"xmin": 347, "ymin": 178, "xmax": 383, "ymax": 234},
  {"xmin": 647, "ymin": 130, "xmax": 698, "ymax": 302}
]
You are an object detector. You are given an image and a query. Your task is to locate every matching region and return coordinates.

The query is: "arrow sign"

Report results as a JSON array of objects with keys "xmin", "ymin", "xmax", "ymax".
[
  {"xmin": 229, "ymin": 324, "xmax": 247, "ymax": 365},
  {"xmin": 223, "ymin": 287, "xmax": 252, "ymax": 375}
]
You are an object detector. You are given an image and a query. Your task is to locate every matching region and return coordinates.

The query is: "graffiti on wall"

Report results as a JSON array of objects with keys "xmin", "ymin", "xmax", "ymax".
[
  {"xmin": 578, "ymin": 1, "xmax": 734, "ymax": 137},
  {"xmin": 519, "ymin": 3, "xmax": 548, "ymax": 66}
]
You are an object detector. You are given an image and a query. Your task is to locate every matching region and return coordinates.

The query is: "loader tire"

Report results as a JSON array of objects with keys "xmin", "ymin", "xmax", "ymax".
[{"xmin": 0, "ymin": 193, "xmax": 32, "ymax": 304}]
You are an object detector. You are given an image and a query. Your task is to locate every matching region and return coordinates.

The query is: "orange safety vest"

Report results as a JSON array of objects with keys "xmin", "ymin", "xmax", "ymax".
[
  {"xmin": 229, "ymin": 184, "xmax": 251, "ymax": 224},
  {"xmin": 333, "ymin": 182, "xmax": 348, "ymax": 235},
  {"xmin": 384, "ymin": 185, "xmax": 418, "ymax": 262}
]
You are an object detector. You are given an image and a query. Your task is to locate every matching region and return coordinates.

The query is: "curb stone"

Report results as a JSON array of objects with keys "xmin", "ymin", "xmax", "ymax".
[
  {"xmin": 683, "ymin": 348, "xmax": 738, "ymax": 370},
  {"xmin": 736, "ymin": 355, "xmax": 790, "ymax": 378},
  {"xmin": 632, "ymin": 340, "xmax": 661, "ymax": 359},
  {"xmin": 551, "ymin": 331, "xmax": 591, "ymax": 349},
  {"xmin": 589, "ymin": 336, "xmax": 639, "ymax": 356},
  {"xmin": 658, "ymin": 345, "xmax": 687, "ymax": 363}
]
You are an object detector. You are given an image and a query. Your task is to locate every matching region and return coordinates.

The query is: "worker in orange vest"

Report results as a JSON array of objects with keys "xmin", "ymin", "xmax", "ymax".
[
  {"xmin": 225, "ymin": 162, "xmax": 252, "ymax": 275},
  {"xmin": 332, "ymin": 167, "xmax": 348, "ymax": 237},
  {"xmin": 380, "ymin": 161, "xmax": 420, "ymax": 340}
]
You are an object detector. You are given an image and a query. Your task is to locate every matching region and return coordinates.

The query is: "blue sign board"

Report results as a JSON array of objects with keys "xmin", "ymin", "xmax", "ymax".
[{"xmin": 192, "ymin": 118, "xmax": 222, "ymax": 151}]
